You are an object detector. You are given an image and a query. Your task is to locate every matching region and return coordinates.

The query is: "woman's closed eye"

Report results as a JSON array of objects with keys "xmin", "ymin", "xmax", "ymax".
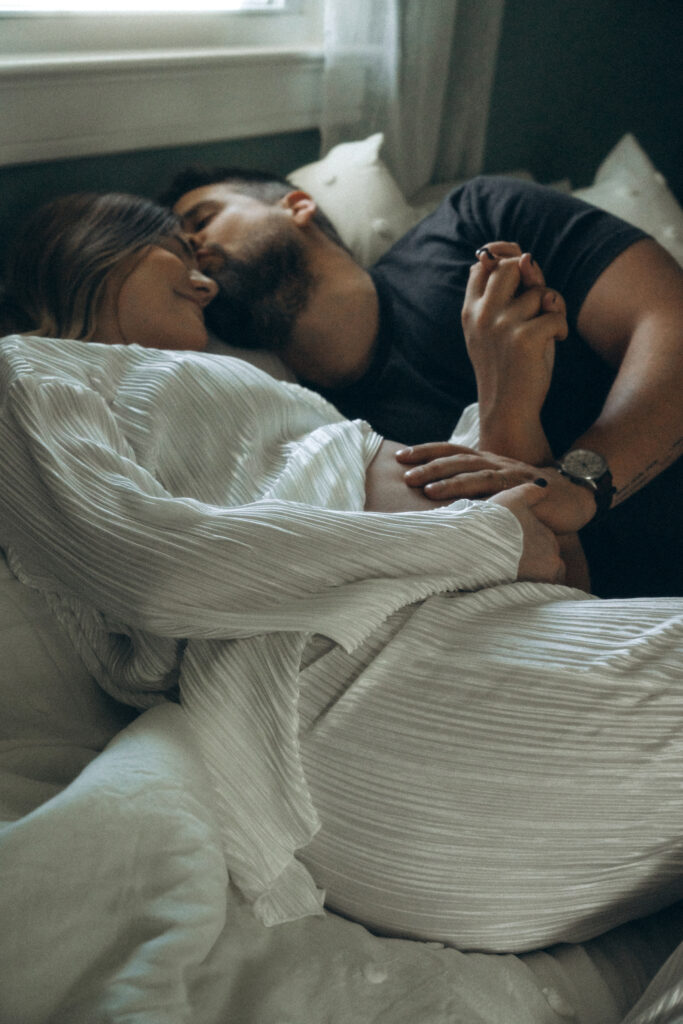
[{"xmin": 163, "ymin": 235, "xmax": 202, "ymax": 272}]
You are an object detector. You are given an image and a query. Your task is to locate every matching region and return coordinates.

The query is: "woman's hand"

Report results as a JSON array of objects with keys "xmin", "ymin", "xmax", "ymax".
[
  {"xmin": 463, "ymin": 242, "xmax": 568, "ymax": 404},
  {"xmin": 495, "ymin": 483, "xmax": 589, "ymax": 591},
  {"xmin": 489, "ymin": 482, "xmax": 565, "ymax": 584},
  {"xmin": 462, "ymin": 242, "xmax": 568, "ymax": 463}
]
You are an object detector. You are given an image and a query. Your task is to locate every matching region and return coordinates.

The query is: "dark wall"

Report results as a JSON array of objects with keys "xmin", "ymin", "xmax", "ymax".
[
  {"xmin": 0, "ymin": 129, "xmax": 320, "ymax": 262},
  {"xmin": 485, "ymin": 0, "xmax": 683, "ymax": 200}
]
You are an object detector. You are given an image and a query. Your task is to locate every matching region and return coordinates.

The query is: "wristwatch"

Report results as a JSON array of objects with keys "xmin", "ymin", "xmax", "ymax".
[{"xmin": 556, "ymin": 448, "xmax": 616, "ymax": 521}]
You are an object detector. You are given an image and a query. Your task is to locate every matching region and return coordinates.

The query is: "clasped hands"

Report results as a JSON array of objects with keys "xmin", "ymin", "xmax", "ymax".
[{"xmin": 396, "ymin": 242, "xmax": 597, "ymax": 586}]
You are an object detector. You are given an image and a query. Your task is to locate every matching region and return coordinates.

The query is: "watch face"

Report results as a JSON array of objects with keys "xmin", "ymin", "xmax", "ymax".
[{"xmin": 563, "ymin": 449, "xmax": 608, "ymax": 480}]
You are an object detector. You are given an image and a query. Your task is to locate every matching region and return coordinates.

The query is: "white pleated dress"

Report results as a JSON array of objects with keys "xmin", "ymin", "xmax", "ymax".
[
  {"xmin": 298, "ymin": 587, "xmax": 683, "ymax": 950},
  {"xmin": 1, "ymin": 335, "xmax": 682, "ymax": 953}
]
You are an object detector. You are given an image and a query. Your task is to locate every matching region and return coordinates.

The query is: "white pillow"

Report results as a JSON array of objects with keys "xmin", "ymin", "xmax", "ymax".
[
  {"xmin": 288, "ymin": 132, "xmax": 683, "ymax": 270},
  {"xmin": 288, "ymin": 133, "xmax": 422, "ymax": 267},
  {"xmin": 573, "ymin": 134, "xmax": 683, "ymax": 267}
]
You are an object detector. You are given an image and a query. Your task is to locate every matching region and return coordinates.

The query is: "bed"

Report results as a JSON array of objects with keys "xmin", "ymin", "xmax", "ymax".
[{"xmin": 1, "ymin": 132, "xmax": 683, "ymax": 1024}]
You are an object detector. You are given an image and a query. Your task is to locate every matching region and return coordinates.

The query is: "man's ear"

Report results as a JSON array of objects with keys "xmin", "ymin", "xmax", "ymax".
[{"xmin": 279, "ymin": 190, "xmax": 317, "ymax": 226}]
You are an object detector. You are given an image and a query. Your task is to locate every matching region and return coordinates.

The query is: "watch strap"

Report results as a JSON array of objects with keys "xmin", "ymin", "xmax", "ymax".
[
  {"xmin": 556, "ymin": 454, "xmax": 616, "ymax": 522},
  {"xmin": 589, "ymin": 468, "xmax": 616, "ymax": 521}
]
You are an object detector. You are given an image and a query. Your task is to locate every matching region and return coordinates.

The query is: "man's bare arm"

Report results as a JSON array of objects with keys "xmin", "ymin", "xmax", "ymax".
[
  {"xmin": 572, "ymin": 238, "xmax": 683, "ymax": 511},
  {"xmin": 401, "ymin": 238, "xmax": 683, "ymax": 534}
]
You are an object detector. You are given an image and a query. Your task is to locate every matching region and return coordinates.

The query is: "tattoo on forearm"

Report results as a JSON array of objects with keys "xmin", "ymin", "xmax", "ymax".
[{"xmin": 616, "ymin": 436, "xmax": 683, "ymax": 502}]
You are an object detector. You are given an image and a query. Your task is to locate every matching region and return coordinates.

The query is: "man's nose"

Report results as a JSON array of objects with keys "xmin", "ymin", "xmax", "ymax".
[{"xmin": 190, "ymin": 268, "xmax": 218, "ymax": 306}]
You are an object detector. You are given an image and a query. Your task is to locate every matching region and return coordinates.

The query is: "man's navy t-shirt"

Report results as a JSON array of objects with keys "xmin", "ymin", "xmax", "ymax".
[
  {"xmin": 317, "ymin": 175, "xmax": 644, "ymax": 450},
  {"xmin": 312, "ymin": 176, "xmax": 681, "ymax": 598}
]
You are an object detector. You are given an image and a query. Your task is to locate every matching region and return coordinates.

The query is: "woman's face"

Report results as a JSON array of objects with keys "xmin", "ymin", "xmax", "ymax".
[{"xmin": 97, "ymin": 236, "xmax": 218, "ymax": 350}]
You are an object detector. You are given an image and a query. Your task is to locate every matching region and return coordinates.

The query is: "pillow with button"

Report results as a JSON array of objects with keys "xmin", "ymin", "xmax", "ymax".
[
  {"xmin": 287, "ymin": 132, "xmax": 422, "ymax": 267},
  {"xmin": 573, "ymin": 134, "xmax": 683, "ymax": 267}
]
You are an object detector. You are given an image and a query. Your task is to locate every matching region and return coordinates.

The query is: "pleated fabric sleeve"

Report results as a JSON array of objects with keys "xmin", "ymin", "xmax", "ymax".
[
  {"xmin": 0, "ymin": 335, "xmax": 523, "ymax": 924},
  {"xmin": 0, "ymin": 336, "xmax": 522, "ymax": 655}
]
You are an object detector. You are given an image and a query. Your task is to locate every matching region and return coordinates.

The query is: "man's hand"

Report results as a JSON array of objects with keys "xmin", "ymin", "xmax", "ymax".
[
  {"xmin": 490, "ymin": 482, "xmax": 566, "ymax": 584},
  {"xmin": 463, "ymin": 244, "xmax": 568, "ymax": 405},
  {"xmin": 396, "ymin": 442, "xmax": 598, "ymax": 533},
  {"xmin": 462, "ymin": 243, "xmax": 568, "ymax": 463}
]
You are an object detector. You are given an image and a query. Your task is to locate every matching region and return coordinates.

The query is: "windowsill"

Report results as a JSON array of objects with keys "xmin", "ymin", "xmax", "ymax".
[
  {"xmin": 0, "ymin": 43, "xmax": 322, "ymax": 76},
  {"xmin": 1, "ymin": 44, "xmax": 329, "ymax": 166}
]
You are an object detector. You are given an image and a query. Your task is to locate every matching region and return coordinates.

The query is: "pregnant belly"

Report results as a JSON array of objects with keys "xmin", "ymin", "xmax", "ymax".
[{"xmin": 364, "ymin": 439, "xmax": 453, "ymax": 513}]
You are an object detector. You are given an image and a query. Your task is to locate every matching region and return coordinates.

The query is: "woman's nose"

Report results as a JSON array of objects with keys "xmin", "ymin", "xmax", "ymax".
[{"xmin": 190, "ymin": 268, "xmax": 218, "ymax": 306}]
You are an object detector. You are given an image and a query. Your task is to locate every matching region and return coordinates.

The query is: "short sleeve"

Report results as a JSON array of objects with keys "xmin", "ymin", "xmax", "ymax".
[{"xmin": 450, "ymin": 176, "xmax": 649, "ymax": 330}]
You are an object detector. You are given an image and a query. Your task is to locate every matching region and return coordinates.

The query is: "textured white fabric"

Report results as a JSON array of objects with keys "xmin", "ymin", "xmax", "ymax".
[
  {"xmin": 0, "ymin": 705, "xmax": 228, "ymax": 1024},
  {"xmin": 298, "ymin": 585, "xmax": 683, "ymax": 950},
  {"xmin": 4, "ymin": 698, "xmax": 680, "ymax": 1024},
  {"xmin": 2, "ymin": 335, "xmax": 682, "ymax": 949},
  {"xmin": 0, "ymin": 334, "xmax": 522, "ymax": 926}
]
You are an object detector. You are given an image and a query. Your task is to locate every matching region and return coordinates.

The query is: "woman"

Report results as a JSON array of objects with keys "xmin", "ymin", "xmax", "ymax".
[
  {"xmin": 1, "ymin": 191, "xmax": 216, "ymax": 350},
  {"xmin": 1, "ymin": 193, "xmax": 681, "ymax": 953}
]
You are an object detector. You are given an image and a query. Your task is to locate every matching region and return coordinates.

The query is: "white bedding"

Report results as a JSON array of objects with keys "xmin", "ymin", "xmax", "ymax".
[{"xmin": 2, "ymin": 691, "xmax": 683, "ymax": 1024}]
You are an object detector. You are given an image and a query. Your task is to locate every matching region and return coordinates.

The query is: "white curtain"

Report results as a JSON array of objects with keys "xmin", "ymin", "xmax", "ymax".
[{"xmin": 321, "ymin": 0, "xmax": 505, "ymax": 198}]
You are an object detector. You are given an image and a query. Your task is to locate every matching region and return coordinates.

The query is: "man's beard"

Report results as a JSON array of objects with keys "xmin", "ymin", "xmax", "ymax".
[{"xmin": 203, "ymin": 230, "xmax": 314, "ymax": 352}]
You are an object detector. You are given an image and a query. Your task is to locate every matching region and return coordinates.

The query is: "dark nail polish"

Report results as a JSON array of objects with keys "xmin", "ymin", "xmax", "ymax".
[{"xmin": 534, "ymin": 477, "xmax": 548, "ymax": 487}]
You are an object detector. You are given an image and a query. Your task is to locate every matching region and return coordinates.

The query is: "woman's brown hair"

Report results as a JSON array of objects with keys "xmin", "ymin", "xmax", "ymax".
[{"xmin": 1, "ymin": 192, "xmax": 181, "ymax": 340}]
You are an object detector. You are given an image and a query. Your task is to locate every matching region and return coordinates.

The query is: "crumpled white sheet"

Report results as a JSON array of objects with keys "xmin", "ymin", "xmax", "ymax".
[
  {"xmin": 0, "ymin": 706, "xmax": 228, "ymax": 1024},
  {"xmin": 1, "ymin": 703, "xmax": 682, "ymax": 1024}
]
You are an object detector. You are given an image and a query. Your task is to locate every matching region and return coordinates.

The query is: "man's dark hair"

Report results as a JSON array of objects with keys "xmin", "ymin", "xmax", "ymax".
[{"xmin": 159, "ymin": 165, "xmax": 348, "ymax": 251}]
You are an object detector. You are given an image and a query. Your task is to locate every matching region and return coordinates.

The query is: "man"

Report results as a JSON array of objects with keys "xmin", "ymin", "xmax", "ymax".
[{"xmin": 162, "ymin": 168, "xmax": 683, "ymax": 598}]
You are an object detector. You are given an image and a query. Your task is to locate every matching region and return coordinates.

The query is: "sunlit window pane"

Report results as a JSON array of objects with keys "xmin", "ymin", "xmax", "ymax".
[{"xmin": 0, "ymin": 0, "xmax": 285, "ymax": 11}]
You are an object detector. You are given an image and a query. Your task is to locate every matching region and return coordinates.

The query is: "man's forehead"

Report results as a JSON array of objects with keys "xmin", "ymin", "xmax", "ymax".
[{"xmin": 173, "ymin": 182, "xmax": 244, "ymax": 217}]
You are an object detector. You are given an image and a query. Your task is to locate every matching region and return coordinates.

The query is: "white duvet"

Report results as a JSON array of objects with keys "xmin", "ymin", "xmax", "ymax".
[{"xmin": 2, "ymin": 698, "xmax": 683, "ymax": 1024}]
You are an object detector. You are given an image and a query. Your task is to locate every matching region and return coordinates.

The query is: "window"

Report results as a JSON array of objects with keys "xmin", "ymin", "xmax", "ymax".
[
  {"xmin": 0, "ymin": 0, "xmax": 325, "ymax": 166},
  {"xmin": 0, "ymin": 0, "xmax": 316, "ymax": 54},
  {"xmin": 0, "ymin": 1, "xmax": 284, "ymax": 8}
]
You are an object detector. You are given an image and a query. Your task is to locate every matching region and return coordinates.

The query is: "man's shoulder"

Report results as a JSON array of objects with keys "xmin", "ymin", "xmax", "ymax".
[
  {"xmin": 433, "ymin": 174, "xmax": 559, "ymax": 213},
  {"xmin": 439, "ymin": 174, "xmax": 586, "ymax": 226},
  {"xmin": 371, "ymin": 175, "xmax": 567, "ymax": 270}
]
